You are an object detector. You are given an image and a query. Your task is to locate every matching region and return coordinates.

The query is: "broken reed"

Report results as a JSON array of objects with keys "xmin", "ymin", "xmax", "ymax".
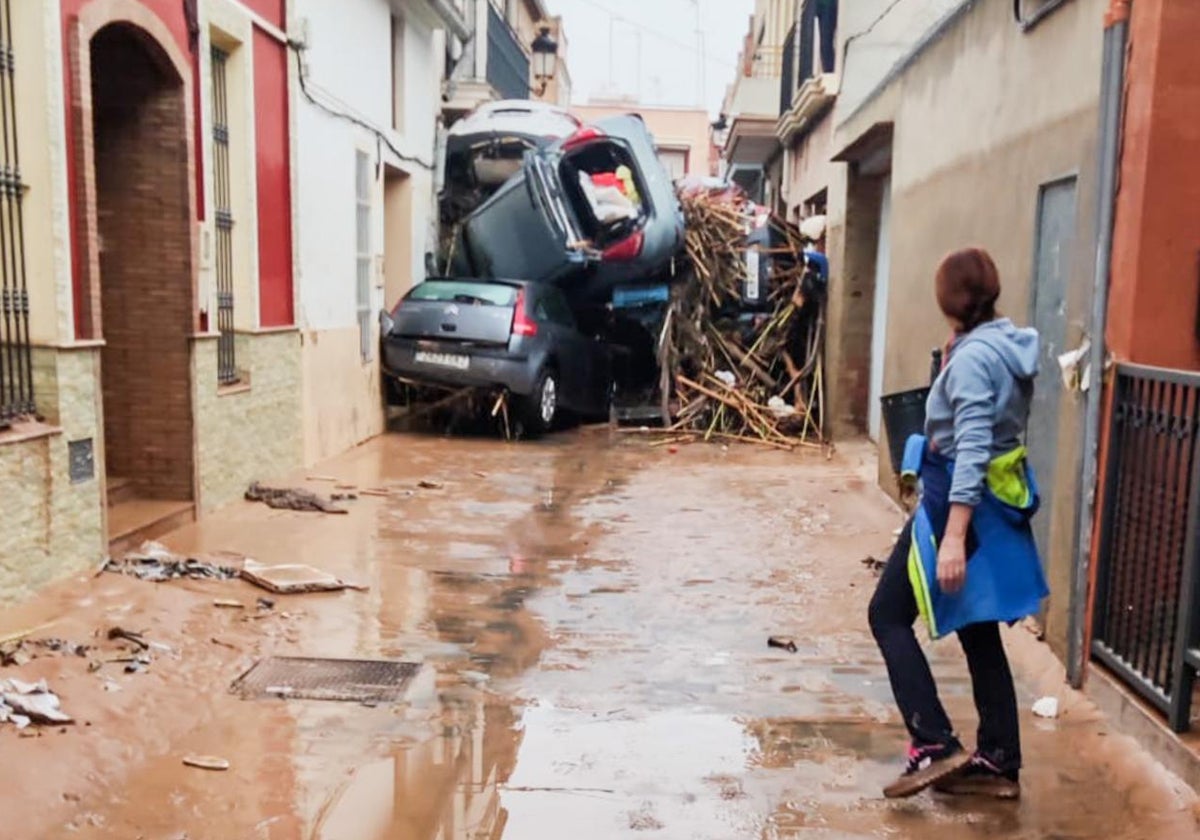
[{"xmin": 663, "ymin": 192, "xmax": 827, "ymax": 448}]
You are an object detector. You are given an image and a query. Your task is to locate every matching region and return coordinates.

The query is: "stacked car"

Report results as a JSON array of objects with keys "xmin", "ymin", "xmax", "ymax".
[{"xmin": 382, "ymin": 101, "xmax": 686, "ymax": 434}]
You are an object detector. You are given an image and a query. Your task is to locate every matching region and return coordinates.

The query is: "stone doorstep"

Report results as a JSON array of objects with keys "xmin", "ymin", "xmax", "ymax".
[{"xmin": 1085, "ymin": 663, "xmax": 1200, "ymax": 795}]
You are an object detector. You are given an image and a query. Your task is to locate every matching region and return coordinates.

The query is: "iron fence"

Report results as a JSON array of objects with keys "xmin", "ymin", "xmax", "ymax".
[
  {"xmin": 486, "ymin": 2, "xmax": 529, "ymax": 101},
  {"xmin": 210, "ymin": 47, "xmax": 237, "ymax": 385},
  {"xmin": 0, "ymin": 0, "xmax": 34, "ymax": 426},
  {"xmin": 1092, "ymin": 363, "xmax": 1200, "ymax": 731}
]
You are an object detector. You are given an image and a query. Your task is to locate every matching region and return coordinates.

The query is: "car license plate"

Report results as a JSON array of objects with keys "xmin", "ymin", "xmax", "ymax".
[{"xmin": 415, "ymin": 350, "xmax": 469, "ymax": 370}]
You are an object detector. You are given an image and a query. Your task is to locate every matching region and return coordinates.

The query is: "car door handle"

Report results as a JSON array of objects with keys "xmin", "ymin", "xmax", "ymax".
[{"xmin": 440, "ymin": 323, "xmax": 457, "ymax": 333}]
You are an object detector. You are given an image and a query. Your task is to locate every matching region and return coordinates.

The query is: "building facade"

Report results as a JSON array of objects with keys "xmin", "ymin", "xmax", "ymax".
[
  {"xmin": 0, "ymin": 0, "xmax": 304, "ymax": 601},
  {"xmin": 820, "ymin": 0, "xmax": 1106, "ymax": 660},
  {"xmin": 290, "ymin": 0, "xmax": 459, "ymax": 463},
  {"xmin": 443, "ymin": 0, "xmax": 567, "ymax": 119},
  {"xmin": 716, "ymin": 0, "xmax": 796, "ymax": 207},
  {"xmin": 572, "ymin": 102, "xmax": 715, "ymax": 180}
]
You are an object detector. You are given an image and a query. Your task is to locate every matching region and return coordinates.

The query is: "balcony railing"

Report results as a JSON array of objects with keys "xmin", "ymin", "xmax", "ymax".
[
  {"xmin": 780, "ymin": 0, "xmax": 837, "ymax": 114},
  {"xmin": 486, "ymin": 2, "xmax": 529, "ymax": 100}
]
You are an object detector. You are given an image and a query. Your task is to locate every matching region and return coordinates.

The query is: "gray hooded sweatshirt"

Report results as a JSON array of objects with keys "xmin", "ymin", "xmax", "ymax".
[{"xmin": 924, "ymin": 318, "xmax": 1041, "ymax": 506}]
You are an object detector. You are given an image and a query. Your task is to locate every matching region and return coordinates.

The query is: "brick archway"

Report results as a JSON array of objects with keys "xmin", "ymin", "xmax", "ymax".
[
  {"xmin": 68, "ymin": 0, "xmax": 198, "ymax": 340},
  {"xmin": 69, "ymin": 2, "xmax": 199, "ymax": 515}
]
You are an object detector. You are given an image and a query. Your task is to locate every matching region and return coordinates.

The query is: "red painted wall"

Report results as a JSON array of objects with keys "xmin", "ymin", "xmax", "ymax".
[
  {"xmin": 241, "ymin": 0, "xmax": 285, "ymax": 28},
  {"xmin": 253, "ymin": 28, "xmax": 294, "ymax": 327},
  {"xmin": 1106, "ymin": 0, "xmax": 1200, "ymax": 371},
  {"xmin": 61, "ymin": 0, "xmax": 202, "ymax": 337}
]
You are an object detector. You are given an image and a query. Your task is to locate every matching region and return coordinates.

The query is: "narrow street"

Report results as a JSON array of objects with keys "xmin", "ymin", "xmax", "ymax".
[{"xmin": 1, "ymin": 432, "xmax": 1195, "ymax": 839}]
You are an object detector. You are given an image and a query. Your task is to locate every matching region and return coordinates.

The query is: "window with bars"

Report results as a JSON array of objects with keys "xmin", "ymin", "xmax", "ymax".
[
  {"xmin": 210, "ymin": 46, "xmax": 238, "ymax": 385},
  {"xmin": 0, "ymin": 0, "xmax": 34, "ymax": 427},
  {"xmin": 355, "ymin": 151, "xmax": 372, "ymax": 360}
]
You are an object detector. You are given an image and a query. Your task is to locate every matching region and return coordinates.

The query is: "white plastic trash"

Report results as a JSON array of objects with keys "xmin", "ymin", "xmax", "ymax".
[{"xmin": 1031, "ymin": 696, "xmax": 1060, "ymax": 719}]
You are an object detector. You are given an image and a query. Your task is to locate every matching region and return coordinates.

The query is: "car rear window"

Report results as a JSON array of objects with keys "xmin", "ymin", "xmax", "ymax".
[{"xmin": 407, "ymin": 281, "xmax": 518, "ymax": 306}]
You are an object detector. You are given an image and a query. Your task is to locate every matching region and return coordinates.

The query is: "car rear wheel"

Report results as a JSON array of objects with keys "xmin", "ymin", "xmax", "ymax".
[{"xmin": 517, "ymin": 368, "xmax": 558, "ymax": 437}]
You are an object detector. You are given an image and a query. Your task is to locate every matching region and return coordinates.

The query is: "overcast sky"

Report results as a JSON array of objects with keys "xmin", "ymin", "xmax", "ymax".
[{"xmin": 545, "ymin": 0, "xmax": 754, "ymax": 115}]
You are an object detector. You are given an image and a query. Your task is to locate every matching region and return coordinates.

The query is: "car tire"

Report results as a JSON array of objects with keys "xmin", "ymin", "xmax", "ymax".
[{"xmin": 516, "ymin": 368, "xmax": 559, "ymax": 438}]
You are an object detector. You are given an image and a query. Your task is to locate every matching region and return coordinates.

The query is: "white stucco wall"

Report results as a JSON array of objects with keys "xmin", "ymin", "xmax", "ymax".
[
  {"xmin": 835, "ymin": 0, "xmax": 967, "ymax": 125},
  {"xmin": 292, "ymin": 0, "xmax": 442, "ymax": 462},
  {"xmin": 294, "ymin": 0, "xmax": 440, "ymax": 333}
]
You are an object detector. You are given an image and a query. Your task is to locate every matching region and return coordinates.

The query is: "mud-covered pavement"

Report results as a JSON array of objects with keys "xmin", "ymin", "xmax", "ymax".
[{"xmin": 1, "ymin": 432, "xmax": 1197, "ymax": 839}]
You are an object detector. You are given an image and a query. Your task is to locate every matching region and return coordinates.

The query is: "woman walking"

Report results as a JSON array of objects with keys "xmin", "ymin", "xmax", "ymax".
[{"xmin": 868, "ymin": 247, "xmax": 1048, "ymax": 800}]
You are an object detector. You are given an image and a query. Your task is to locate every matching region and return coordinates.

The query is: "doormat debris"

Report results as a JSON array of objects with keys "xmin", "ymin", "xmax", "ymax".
[
  {"xmin": 230, "ymin": 656, "xmax": 420, "ymax": 703},
  {"xmin": 245, "ymin": 483, "xmax": 348, "ymax": 514},
  {"xmin": 239, "ymin": 560, "xmax": 368, "ymax": 594}
]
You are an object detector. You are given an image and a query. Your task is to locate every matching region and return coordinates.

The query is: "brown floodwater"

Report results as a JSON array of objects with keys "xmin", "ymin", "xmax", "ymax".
[{"xmin": 0, "ymin": 431, "xmax": 1196, "ymax": 839}]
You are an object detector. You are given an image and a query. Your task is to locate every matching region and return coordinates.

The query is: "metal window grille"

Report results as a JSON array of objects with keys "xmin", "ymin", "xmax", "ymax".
[
  {"xmin": 1091, "ymin": 364, "xmax": 1200, "ymax": 731},
  {"xmin": 211, "ymin": 47, "xmax": 237, "ymax": 385},
  {"xmin": 0, "ymin": 0, "xmax": 34, "ymax": 427},
  {"xmin": 485, "ymin": 2, "xmax": 530, "ymax": 101},
  {"xmin": 355, "ymin": 151, "xmax": 372, "ymax": 361}
]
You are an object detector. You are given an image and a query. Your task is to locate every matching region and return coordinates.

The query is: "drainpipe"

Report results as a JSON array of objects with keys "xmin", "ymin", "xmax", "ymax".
[{"xmin": 1066, "ymin": 0, "xmax": 1131, "ymax": 688}]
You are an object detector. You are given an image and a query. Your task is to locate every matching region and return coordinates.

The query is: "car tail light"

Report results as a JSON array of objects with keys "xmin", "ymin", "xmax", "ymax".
[
  {"xmin": 512, "ymin": 288, "xmax": 538, "ymax": 337},
  {"xmin": 602, "ymin": 230, "xmax": 645, "ymax": 262},
  {"xmin": 563, "ymin": 126, "xmax": 606, "ymax": 151}
]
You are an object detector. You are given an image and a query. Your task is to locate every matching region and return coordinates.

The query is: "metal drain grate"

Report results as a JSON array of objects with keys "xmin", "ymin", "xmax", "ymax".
[{"xmin": 231, "ymin": 656, "xmax": 420, "ymax": 703}]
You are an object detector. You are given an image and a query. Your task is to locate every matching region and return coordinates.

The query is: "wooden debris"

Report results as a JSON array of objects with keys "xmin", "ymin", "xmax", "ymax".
[
  {"xmin": 660, "ymin": 188, "xmax": 827, "ymax": 448},
  {"xmin": 182, "ymin": 755, "xmax": 230, "ymax": 771}
]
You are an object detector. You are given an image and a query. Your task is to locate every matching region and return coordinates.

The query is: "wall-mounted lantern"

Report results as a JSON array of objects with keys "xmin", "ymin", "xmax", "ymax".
[{"xmin": 531, "ymin": 26, "xmax": 558, "ymax": 96}]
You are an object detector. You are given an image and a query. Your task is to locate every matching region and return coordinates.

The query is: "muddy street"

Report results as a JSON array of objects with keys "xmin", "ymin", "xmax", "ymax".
[{"xmin": 1, "ymin": 432, "xmax": 1196, "ymax": 839}]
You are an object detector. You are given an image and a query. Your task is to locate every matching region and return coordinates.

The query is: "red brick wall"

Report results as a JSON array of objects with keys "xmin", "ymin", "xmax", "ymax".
[{"xmin": 92, "ymin": 26, "xmax": 194, "ymax": 501}]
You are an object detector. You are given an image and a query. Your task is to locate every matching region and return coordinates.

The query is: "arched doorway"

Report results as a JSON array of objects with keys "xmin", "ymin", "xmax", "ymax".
[{"xmin": 89, "ymin": 22, "xmax": 195, "ymax": 537}]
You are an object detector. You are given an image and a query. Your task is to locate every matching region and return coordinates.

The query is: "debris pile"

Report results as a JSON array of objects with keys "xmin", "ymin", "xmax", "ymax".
[
  {"xmin": 245, "ymin": 482, "xmax": 348, "ymax": 514},
  {"xmin": 660, "ymin": 184, "xmax": 827, "ymax": 448},
  {"xmin": 1, "ymin": 637, "xmax": 89, "ymax": 668},
  {"xmin": 103, "ymin": 541, "xmax": 241, "ymax": 582}
]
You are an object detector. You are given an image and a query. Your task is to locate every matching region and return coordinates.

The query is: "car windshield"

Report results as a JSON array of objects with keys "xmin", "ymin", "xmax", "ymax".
[{"xmin": 407, "ymin": 281, "xmax": 518, "ymax": 307}]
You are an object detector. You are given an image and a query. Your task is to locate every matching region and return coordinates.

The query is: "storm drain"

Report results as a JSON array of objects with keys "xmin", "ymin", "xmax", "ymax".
[{"xmin": 231, "ymin": 656, "xmax": 420, "ymax": 703}]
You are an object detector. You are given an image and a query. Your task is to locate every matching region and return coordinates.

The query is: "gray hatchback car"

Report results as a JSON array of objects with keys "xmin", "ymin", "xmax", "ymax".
[{"xmin": 380, "ymin": 279, "xmax": 612, "ymax": 434}]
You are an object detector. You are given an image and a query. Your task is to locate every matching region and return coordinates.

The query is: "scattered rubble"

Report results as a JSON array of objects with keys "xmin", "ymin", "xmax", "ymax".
[
  {"xmin": 104, "ymin": 541, "xmax": 241, "ymax": 582},
  {"xmin": 417, "ymin": 479, "xmax": 445, "ymax": 490},
  {"xmin": 182, "ymin": 755, "xmax": 230, "ymax": 771},
  {"xmin": 767, "ymin": 636, "xmax": 799, "ymax": 654},
  {"xmin": 244, "ymin": 482, "xmax": 348, "ymax": 514},
  {"xmin": 1, "ymin": 636, "xmax": 90, "ymax": 667},
  {"xmin": 861, "ymin": 556, "xmax": 886, "ymax": 575},
  {"xmin": 0, "ymin": 678, "xmax": 73, "ymax": 727}
]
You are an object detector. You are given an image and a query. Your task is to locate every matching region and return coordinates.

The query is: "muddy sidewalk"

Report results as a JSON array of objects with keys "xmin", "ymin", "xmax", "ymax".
[{"xmin": 0, "ymin": 433, "xmax": 1196, "ymax": 839}]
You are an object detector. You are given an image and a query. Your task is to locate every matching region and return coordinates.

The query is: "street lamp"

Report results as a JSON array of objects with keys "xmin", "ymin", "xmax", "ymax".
[{"xmin": 531, "ymin": 26, "xmax": 558, "ymax": 97}]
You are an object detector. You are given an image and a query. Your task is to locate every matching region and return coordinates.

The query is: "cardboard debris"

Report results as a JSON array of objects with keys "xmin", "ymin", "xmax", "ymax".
[{"xmin": 240, "ymin": 560, "xmax": 367, "ymax": 595}]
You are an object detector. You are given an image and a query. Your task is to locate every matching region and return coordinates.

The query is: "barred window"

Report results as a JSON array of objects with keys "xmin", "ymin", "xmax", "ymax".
[{"xmin": 211, "ymin": 45, "xmax": 238, "ymax": 385}]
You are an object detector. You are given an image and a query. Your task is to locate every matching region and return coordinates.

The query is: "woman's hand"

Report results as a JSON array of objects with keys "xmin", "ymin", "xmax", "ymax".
[{"xmin": 937, "ymin": 533, "xmax": 967, "ymax": 594}]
